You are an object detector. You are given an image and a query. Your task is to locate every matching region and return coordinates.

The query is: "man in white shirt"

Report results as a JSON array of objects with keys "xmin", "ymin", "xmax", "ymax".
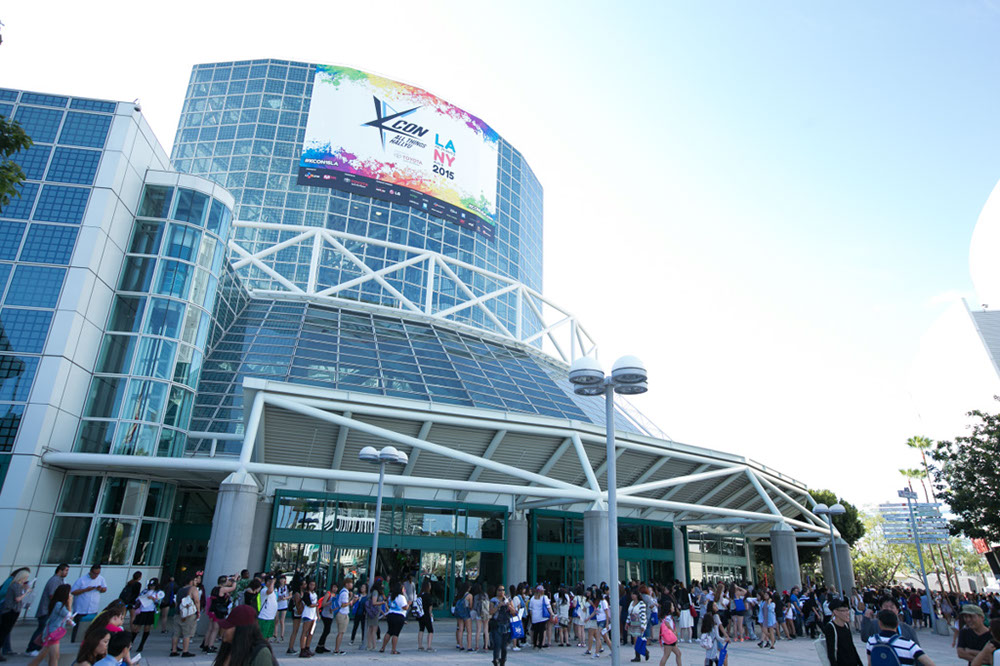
[
  {"xmin": 257, "ymin": 575, "xmax": 278, "ymax": 641},
  {"xmin": 70, "ymin": 565, "xmax": 107, "ymax": 641},
  {"xmin": 334, "ymin": 578, "xmax": 355, "ymax": 655}
]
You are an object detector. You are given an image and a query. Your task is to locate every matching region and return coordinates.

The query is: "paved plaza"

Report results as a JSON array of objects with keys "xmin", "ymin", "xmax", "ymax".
[{"xmin": 0, "ymin": 619, "xmax": 963, "ymax": 665}]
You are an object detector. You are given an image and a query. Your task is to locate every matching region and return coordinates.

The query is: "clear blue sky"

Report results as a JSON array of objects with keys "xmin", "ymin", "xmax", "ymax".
[{"xmin": 3, "ymin": 0, "xmax": 999, "ymax": 505}]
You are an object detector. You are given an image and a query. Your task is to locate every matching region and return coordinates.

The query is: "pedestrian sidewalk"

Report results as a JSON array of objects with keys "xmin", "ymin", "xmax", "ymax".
[{"xmin": 1, "ymin": 618, "xmax": 961, "ymax": 664}]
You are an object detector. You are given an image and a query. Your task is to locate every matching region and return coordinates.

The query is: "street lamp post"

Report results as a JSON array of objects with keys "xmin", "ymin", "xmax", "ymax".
[
  {"xmin": 359, "ymin": 445, "xmax": 409, "ymax": 588},
  {"xmin": 815, "ymin": 502, "xmax": 846, "ymax": 596},
  {"xmin": 568, "ymin": 355, "xmax": 648, "ymax": 666}
]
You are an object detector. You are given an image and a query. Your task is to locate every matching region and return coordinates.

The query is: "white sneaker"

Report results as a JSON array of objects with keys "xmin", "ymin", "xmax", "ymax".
[
  {"xmin": 26, "ymin": 651, "xmax": 40, "ymax": 657},
  {"xmin": 512, "ymin": 646, "xmax": 521, "ymax": 651}
]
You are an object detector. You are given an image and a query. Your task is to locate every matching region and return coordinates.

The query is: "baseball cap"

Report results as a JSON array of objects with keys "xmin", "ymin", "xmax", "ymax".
[
  {"xmin": 217, "ymin": 604, "xmax": 258, "ymax": 629},
  {"xmin": 960, "ymin": 604, "xmax": 985, "ymax": 619}
]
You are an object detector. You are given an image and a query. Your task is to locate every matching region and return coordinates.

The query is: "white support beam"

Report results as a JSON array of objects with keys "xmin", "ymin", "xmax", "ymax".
[
  {"xmin": 628, "ymin": 457, "xmax": 671, "ymax": 488},
  {"xmin": 591, "ymin": 446, "xmax": 624, "ymax": 482},
  {"xmin": 395, "ymin": 421, "xmax": 434, "ymax": 498},
  {"xmin": 327, "ymin": 410, "xmax": 352, "ymax": 492},
  {"xmin": 665, "ymin": 468, "xmax": 747, "ymax": 520},
  {"xmin": 457, "ymin": 429, "xmax": 507, "ymax": 501},
  {"xmin": 570, "ymin": 432, "xmax": 601, "ymax": 492},
  {"xmin": 240, "ymin": 391, "xmax": 266, "ymax": 467},
  {"xmin": 756, "ymin": 474, "xmax": 829, "ymax": 531},
  {"xmin": 745, "ymin": 469, "xmax": 783, "ymax": 516},
  {"xmin": 618, "ymin": 465, "xmax": 745, "ymax": 498}
]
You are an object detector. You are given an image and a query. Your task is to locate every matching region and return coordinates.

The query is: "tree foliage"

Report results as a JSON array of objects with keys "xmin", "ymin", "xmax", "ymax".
[
  {"xmin": 810, "ymin": 489, "xmax": 866, "ymax": 546},
  {"xmin": 0, "ymin": 114, "xmax": 32, "ymax": 213},
  {"xmin": 929, "ymin": 403, "xmax": 1000, "ymax": 541}
]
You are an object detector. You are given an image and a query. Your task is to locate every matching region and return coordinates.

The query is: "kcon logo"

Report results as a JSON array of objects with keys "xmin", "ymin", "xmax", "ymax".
[{"xmin": 364, "ymin": 96, "xmax": 428, "ymax": 148}]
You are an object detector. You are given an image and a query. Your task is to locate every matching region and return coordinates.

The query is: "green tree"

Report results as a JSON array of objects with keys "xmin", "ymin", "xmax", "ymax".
[
  {"xmin": 929, "ymin": 404, "xmax": 1000, "ymax": 541},
  {"xmin": 810, "ymin": 489, "xmax": 865, "ymax": 546},
  {"xmin": 0, "ymin": 114, "xmax": 32, "ymax": 213}
]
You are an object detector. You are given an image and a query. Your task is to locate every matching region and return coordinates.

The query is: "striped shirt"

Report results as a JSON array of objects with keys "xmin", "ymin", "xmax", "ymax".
[{"xmin": 866, "ymin": 631, "xmax": 925, "ymax": 664}]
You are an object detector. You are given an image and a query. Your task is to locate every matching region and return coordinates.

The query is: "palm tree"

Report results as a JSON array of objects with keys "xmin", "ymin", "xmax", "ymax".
[{"xmin": 905, "ymin": 436, "xmax": 960, "ymax": 594}]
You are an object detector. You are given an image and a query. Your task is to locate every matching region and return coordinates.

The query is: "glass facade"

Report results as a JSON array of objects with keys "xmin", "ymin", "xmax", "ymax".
[
  {"xmin": 529, "ymin": 511, "xmax": 674, "ymax": 587},
  {"xmin": 687, "ymin": 530, "xmax": 750, "ymax": 583},
  {"xmin": 0, "ymin": 88, "xmax": 115, "ymax": 480},
  {"xmin": 169, "ymin": 59, "xmax": 543, "ymax": 339},
  {"xmin": 76, "ymin": 183, "xmax": 233, "ymax": 456},
  {"xmin": 44, "ymin": 474, "xmax": 174, "ymax": 566},
  {"xmin": 268, "ymin": 491, "xmax": 505, "ymax": 616}
]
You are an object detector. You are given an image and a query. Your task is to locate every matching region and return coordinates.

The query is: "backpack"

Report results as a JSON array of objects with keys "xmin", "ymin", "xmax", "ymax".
[
  {"xmin": 454, "ymin": 596, "xmax": 469, "ymax": 619},
  {"xmin": 698, "ymin": 632, "xmax": 715, "ymax": 650},
  {"xmin": 365, "ymin": 597, "xmax": 380, "ymax": 620},
  {"xmin": 869, "ymin": 634, "xmax": 902, "ymax": 666},
  {"xmin": 413, "ymin": 597, "xmax": 424, "ymax": 618},
  {"xmin": 734, "ymin": 598, "xmax": 745, "ymax": 612}
]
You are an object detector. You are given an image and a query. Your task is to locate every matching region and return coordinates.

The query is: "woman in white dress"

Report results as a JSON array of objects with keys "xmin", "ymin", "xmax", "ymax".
[{"xmin": 676, "ymin": 587, "xmax": 694, "ymax": 643}]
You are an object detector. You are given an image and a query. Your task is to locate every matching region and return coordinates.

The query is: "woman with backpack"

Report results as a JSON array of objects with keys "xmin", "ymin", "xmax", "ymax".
[
  {"xmin": 573, "ymin": 585, "xmax": 588, "ymax": 647},
  {"xmin": 416, "ymin": 580, "xmax": 435, "ymax": 652},
  {"xmin": 657, "ymin": 600, "xmax": 681, "ymax": 666},
  {"xmin": 627, "ymin": 588, "xmax": 648, "ymax": 662},
  {"xmin": 285, "ymin": 580, "xmax": 304, "ymax": 655},
  {"xmin": 453, "ymin": 584, "xmax": 472, "ymax": 650},
  {"xmin": 349, "ymin": 582, "xmax": 368, "ymax": 647},
  {"xmin": 471, "ymin": 584, "xmax": 489, "ymax": 652},
  {"xmin": 204, "ymin": 575, "xmax": 236, "ymax": 654},
  {"xmin": 298, "ymin": 578, "xmax": 318, "ymax": 658}
]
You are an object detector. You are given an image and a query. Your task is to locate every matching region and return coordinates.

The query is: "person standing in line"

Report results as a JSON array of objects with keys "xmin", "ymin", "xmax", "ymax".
[
  {"xmin": 313, "ymin": 582, "xmax": 337, "ymax": 654},
  {"xmin": 527, "ymin": 585, "xmax": 552, "ymax": 650},
  {"xmin": 453, "ymin": 583, "xmax": 472, "ymax": 651},
  {"xmin": 286, "ymin": 580, "xmax": 304, "ymax": 655},
  {"xmin": 472, "ymin": 583, "xmax": 489, "ymax": 652},
  {"xmin": 821, "ymin": 600, "xmax": 861, "ymax": 666},
  {"xmin": 627, "ymin": 588, "xmax": 648, "ymax": 662},
  {"xmin": 204, "ymin": 575, "xmax": 236, "ymax": 653},
  {"xmin": 364, "ymin": 587, "xmax": 387, "ymax": 651},
  {"xmin": 379, "ymin": 581, "xmax": 408, "ymax": 655},
  {"xmin": 416, "ymin": 580, "xmax": 435, "ymax": 652},
  {"xmin": 657, "ymin": 600, "xmax": 681, "ymax": 666},
  {"xmin": 274, "ymin": 575, "xmax": 289, "ymax": 644},
  {"xmin": 0, "ymin": 569, "xmax": 33, "ymax": 661},
  {"xmin": 298, "ymin": 578, "xmax": 318, "ymax": 658},
  {"xmin": 70, "ymin": 565, "xmax": 108, "ymax": 642},
  {"xmin": 332, "ymin": 577, "xmax": 354, "ymax": 655},
  {"xmin": 169, "ymin": 572, "xmax": 201, "ymax": 658},
  {"xmin": 866, "ymin": 609, "xmax": 936, "ymax": 665},
  {"xmin": 118, "ymin": 572, "xmax": 142, "ymax": 629},
  {"xmin": 257, "ymin": 575, "xmax": 278, "ymax": 643},
  {"xmin": 27, "ymin": 583, "xmax": 75, "ymax": 666},
  {"xmin": 130, "ymin": 577, "xmax": 163, "ymax": 653},
  {"xmin": 402, "ymin": 575, "xmax": 416, "ymax": 616},
  {"xmin": 349, "ymin": 582, "xmax": 368, "ymax": 647},
  {"xmin": 489, "ymin": 584, "xmax": 515, "ymax": 666},
  {"xmin": 957, "ymin": 604, "xmax": 992, "ymax": 665},
  {"xmin": 26, "ymin": 563, "xmax": 69, "ymax": 656}
]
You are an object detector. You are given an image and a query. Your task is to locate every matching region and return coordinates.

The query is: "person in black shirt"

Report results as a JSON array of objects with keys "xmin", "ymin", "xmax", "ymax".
[
  {"xmin": 957, "ymin": 604, "xmax": 992, "ymax": 665},
  {"xmin": 822, "ymin": 600, "xmax": 861, "ymax": 666},
  {"xmin": 417, "ymin": 580, "xmax": 435, "ymax": 652},
  {"xmin": 489, "ymin": 584, "xmax": 516, "ymax": 666}
]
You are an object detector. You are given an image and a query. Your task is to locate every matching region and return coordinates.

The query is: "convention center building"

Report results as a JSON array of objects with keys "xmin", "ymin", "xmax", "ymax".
[{"xmin": 0, "ymin": 60, "xmax": 850, "ymax": 615}]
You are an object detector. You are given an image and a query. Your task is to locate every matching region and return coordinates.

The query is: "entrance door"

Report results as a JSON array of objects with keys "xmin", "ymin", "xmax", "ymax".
[{"xmin": 375, "ymin": 547, "xmax": 420, "ymax": 584}]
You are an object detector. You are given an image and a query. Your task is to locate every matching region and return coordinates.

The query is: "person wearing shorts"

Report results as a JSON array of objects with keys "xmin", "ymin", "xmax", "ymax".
[
  {"xmin": 131, "ymin": 579, "xmax": 163, "ymax": 653},
  {"xmin": 258, "ymin": 575, "xmax": 278, "ymax": 641},
  {"xmin": 380, "ymin": 582, "xmax": 408, "ymax": 654},
  {"xmin": 334, "ymin": 578, "xmax": 354, "ymax": 655}
]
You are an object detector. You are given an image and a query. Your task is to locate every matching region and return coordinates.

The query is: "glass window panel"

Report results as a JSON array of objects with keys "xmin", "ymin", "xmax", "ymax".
[
  {"xmin": 46, "ymin": 147, "xmax": 101, "ymax": 185},
  {"xmin": 0, "ymin": 222, "xmax": 24, "ymax": 261},
  {"xmin": 403, "ymin": 506, "xmax": 456, "ymax": 537},
  {"xmin": 31, "ymin": 185, "xmax": 89, "ymax": 224},
  {"xmin": 157, "ymin": 428, "xmax": 186, "ymax": 458},
  {"xmin": 649, "ymin": 526, "xmax": 672, "ymax": 550},
  {"xmin": 130, "ymin": 220, "xmax": 164, "ymax": 254},
  {"xmin": 333, "ymin": 501, "xmax": 374, "ymax": 533},
  {"xmin": 88, "ymin": 517, "xmax": 137, "ymax": 565},
  {"xmin": 195, "ymin": 235, "xmax": 217, "ymax": 270},
  {"xmin": 269, "ymin": 542, "xmax": 321, "ymax": 580},
  {"xmin": 44, "ymin": 516, "xmax": 91, "ymax": 564},
  {"xmin": 84, "ymin": 375, "xmax": 125, "ymax": 418},
  {"xmin": 58, "ymin": 112, "xmax": 112, "ymax": 148},
  {"xmin": 101, "ymin": 478, "xmax": 146, "ymax": 515},
  {"xmin": 465, "ymin": 510, "xmax": 504, "ymax": 540},
  {"xmin": 0, "ymin": 308, "xmax": 53, "ymax": 354},
  {"xmin": 143, "ymin": 481, "xmax": 174, "ymax": 518},
  {"xmin": 164, "ymin": 224, "xmax": 201, "ymax": 261},
  {"xmin": 118, "ymin": 256, "xmax": 156, "ymax": 292},
  {"xmin": 138, "ymin": 186, "xmax": 173, "ymax": 219},
  {"xmin": 536, "ymin": 515, "xmax": 564, "ymax": 543},
  {"xmin": 0, "ymin": 355, "xmax": 37, "ymax": 401},
  {"xmin": 132, "ymin": 520, "xmax": 168, "ymax": 566},
  {"xmin": 96, "ymin": 334, "xmax": 137, "ymax": 378},
  {"xmin": 154, "ymin": 260, "xmax": 192, "ymax": 298},
  {"xmin": 14, "ymin": 106, "xmax": 63, "ymax": 143},
  {"xmin": 75, "ymin": 419, "xmax": 115, "ymax": 454},
  {"xmin": 179, "ymin": 305, "xmax": 202, "ymax": 345},
  {"xmin": 107, "ymin": 296, "xmax": 145, "ymax": 332},
  {"xmin": 144, "ymin": 298, "xmax": 185, "ymax": 337},
  {"xmin": 0, "ymin": 404, "xmax": 23, "ymax": 451},
  {"xmin": 5, "ymin": 265, "xmax": 65, "ymax": 307},
  {"xmin": 58, "ymin": 474, "xmax": 102, "ymax": 513},
  {"xmin": 12, "ymin": 144, "xmax": 51, "ymax": 180},
  {"xmin": 419, "ymin": 551, "xmax": 450, "ymax": 608},
  {"xmin": 163, "ymin": 386, "xmax": 193, "ymax": 429},
  {"xmin": 172, "ymin": 189, "xmax": 209, "ymax": 226},
  {"xmin": 20, "ymin": 224, "xmax": 78, "ymax": 264},
  {"xmin": 274, "ymin": 496, "xmax": 324, "ymax": 530},
  {"xmin": 120, "ymin": 379, "xmax": 168, "ymax": 423},
  {"xmin": 618, "ymin": 524, "xmax": 642, "ymax": 548},
  {"xmin": 132, "ymin": 337, "xmax": 176, "ymax": 379}
]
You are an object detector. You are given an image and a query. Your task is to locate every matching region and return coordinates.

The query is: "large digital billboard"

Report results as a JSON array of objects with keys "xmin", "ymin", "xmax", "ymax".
[{"xmin": 298, "ymin": 65, "xmax": 500, "ymax": 240}]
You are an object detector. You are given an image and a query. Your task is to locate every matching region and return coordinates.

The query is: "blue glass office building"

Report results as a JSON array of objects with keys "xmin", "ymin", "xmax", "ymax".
[{"xmin": 0, "ymin": 63, "xmax": 826, "ymax": 611}]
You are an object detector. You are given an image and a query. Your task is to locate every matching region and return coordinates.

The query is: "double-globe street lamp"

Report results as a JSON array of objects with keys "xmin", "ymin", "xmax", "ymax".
[
  {"xmin": 568, "ymin": 355, "xmax": 648, "ymax": 666},
  {"xmin": 814, "ymin": 502, "xmax": 846, "ymax": 596},
  {"xmin": 359, "ymin": 445, "xmax": 409, "ymax": 587}
]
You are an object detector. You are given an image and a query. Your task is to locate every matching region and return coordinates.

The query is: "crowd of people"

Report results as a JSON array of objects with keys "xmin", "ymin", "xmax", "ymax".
[{"xmin": 6, "ymin": 562, "xmax": 1000, "ymax": 665}]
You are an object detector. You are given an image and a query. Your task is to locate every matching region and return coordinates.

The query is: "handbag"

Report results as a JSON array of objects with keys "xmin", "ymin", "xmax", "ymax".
[
  {"xmin": 635, "ymin": 636, "xmax": 648, "ymax": 657},
  {"xmin": 509, "ymin": 617, "xmax": 525, "ymax": 639},
  {"xmin": 542, "ymin": 601, "xmax": 551, "ymax": 619},
  {"xmin": 660, "ymin": 620, "xmax": 677, "ymax": 645}
]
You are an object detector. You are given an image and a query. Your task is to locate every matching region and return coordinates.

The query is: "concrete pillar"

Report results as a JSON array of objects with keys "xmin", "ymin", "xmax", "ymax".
[
  {"xmin": 769, "ymin": 522, "xmax": 801, "ymax": 593},
  {"xmin": 506, "ymin": 515, "xmax": 528, "ymax": 586},
  {"xmin": 673, "ymin": 526, "xmax": 686, "ymax": 583},
  {"xmin": 835, "ymin": 539, "xmax": 855, "ymax": 592},
  {"xmin": 247, "ymin": 498, "xmax": 273, "ymax": 575},
  {"xmin": 820, "ymin": 546, "xmax": 835, "ymax": 588},
  {"xmin": 584, "ymin": 510, "xmax": 610, "ymax": 587},
  {"xmin": 204, "ymin": 471, "xmax": 259, "ymax": 588}
]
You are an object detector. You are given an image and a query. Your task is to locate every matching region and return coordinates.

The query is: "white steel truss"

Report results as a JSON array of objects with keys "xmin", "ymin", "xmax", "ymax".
[
  {"xmin": 45, "ymin": 380, "xmax": 832, "ymax": 540},
  {"xmin": 227, "ymin": 221, "xmax": 598, "ymax": 364}
]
